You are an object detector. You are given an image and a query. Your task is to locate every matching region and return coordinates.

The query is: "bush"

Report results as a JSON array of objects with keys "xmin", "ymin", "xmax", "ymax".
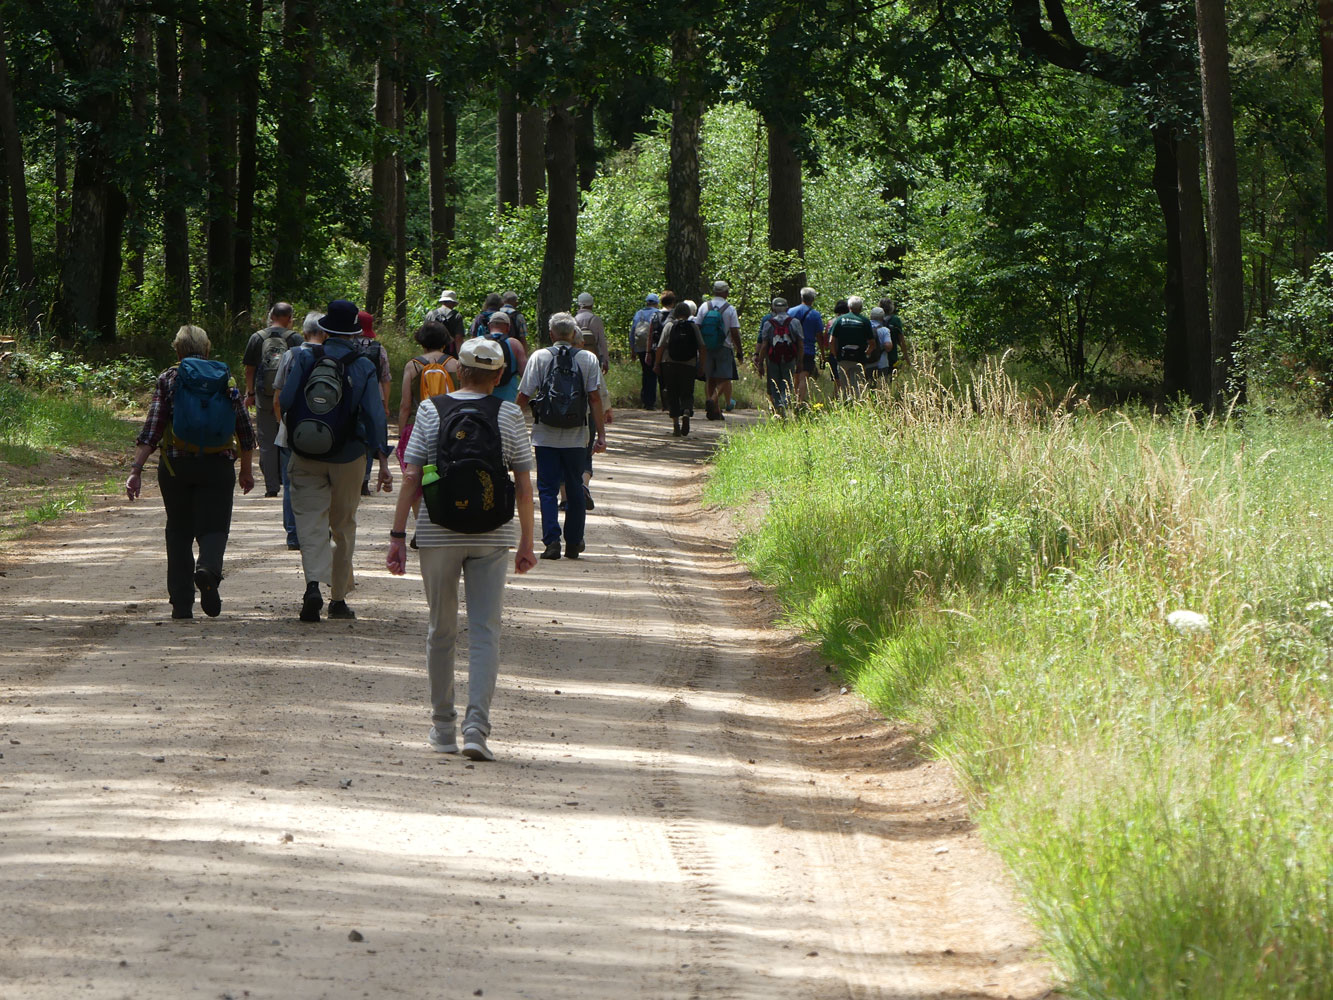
[
  {"xmin": 3, "ymin": 349, "xmax": 157, "ymax": 406},
  {"xmin": 1240, "ymin": 253, "xmax": 1333, "ymax": 410}
]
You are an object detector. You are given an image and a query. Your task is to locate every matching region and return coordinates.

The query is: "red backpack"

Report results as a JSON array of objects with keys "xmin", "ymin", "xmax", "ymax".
[{"xmin": 765, "ymin": 316, "xmax": 799, "ymax": 364}]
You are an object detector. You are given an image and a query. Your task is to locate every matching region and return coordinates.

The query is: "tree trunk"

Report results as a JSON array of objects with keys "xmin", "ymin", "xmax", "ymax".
[
  {"xmin": 517, "ymin": 106, "xmax": 546, "ymax": 206},
  {"xmin": 393, "ymin": 58, "xmax": 407, "ymax": 325},
  {"xmin": 270, "ymin": 0, "xmax": 316, "ymax": 298},
  {"xmin": 125, "ymin": 16, "xmax": 152, "ymax": 291},
  {"xmin": 427, "ymin": 79, "xmax": 448, "ymax": 272},
  {"xmin": 496, "ymin": 82, "xmax": 518, "ymax": 210},
  {"xmin": 1320, "ymin": 0, "xmax": 1333, "ymax": 249},
  {"xmin": 232, "ymin": 0, "xmax": 263, "ymax": 322},
  {"xmin": 444, "ymin": 100, "xmax": 457, "ymax": 249},
  {"xmin": 58, "ymin": 0, "xmax": 128, "ymax": 338},
  {"xmin": 54, "ymin": 107, "xmax": 67, "ymax": 260},
  {"xmin": 1195, "ymin": 0, "xmax": 1244, "ymax": 405},
  {"xmin": 365, "ymin": 58, "xmax": 394, "ymax": 316},
  {"xmin": 204, "ymin": 11, "xmax": 238, "ymax": 318},
  {"xmin": 538, "ymin": 102, "xmax": 577, "ymax": 335},
  {"xmin": 575, "ymin": 101, "xmax": 597, "ymax": 191},
  {"xmin": 0, "ymin": 19, "xmax": 36, "ymax": 323},
  {"xmin": 765, "ymin": 110, "xmax": 805, "ymax": 304},
  {"xmin": 1176, "ymin": 133, "xmax": 1212, "ymax": 407},
  {"xmin": 157, "ymin": 17, "xmax": 192, "ymax": 319},
  {"xmin": 0, "ymin": 140, "xmax": 8, "ymax": 277},
  {"xmin": 666, "ymin": 29, "xmax": 707, "ymax": 302}
]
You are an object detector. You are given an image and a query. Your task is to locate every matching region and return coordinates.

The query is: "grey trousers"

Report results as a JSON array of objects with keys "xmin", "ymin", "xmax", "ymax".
[
  {"xmin": 418, "ymin": 544, "xmax": 510, "ymax": 738},
  {"xmin": 255, "ymin": 392, "xmax": 281, "ymax": 493}
]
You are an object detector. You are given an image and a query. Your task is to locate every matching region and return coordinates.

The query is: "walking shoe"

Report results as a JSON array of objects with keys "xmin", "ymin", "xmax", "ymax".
[
  {"xmin": 428, "ymin": 726, "xmax": 458, "ymax": 754},
  {"xmin": 681, "ymin": 414, "xmax": 690, "ymax": 436},
  {"xmin": 361, "ymin": 482, "xmax": 373, "ymax": 496},
  {"xmin": 705, "ymin": 398, "xmax": 720, "ymax": 420},
  {"xmin": 582, "ymin": 486, "xmax": 594, "ymax": 511},
  {"xmin": 461, "ymin": 730, "xmax": 495, "ymax": 762},
  {"xmin": 299, "ymin": 581, "xmax": 323, "ymax": 622},
  {"xmin": 287, "ymin": 541, "xmax": 301, "ymax": 551},
  {"xmin": 171, "ymin": 607, "xmax": 193, "ymax": 620},
  {"xmin": 672, "ymin": 418, "xmax": 681, "ymax": 436},
  {"xmin": 194, "ymin": 568, "xmax": 222, "ymax": 618},
  {"xmin": 725, "ymin": 399, "xmax": 735, "ymax": 412},
  {"xmin": 327, "ymin": 600, "xmax": 356, "ymax": 620},
  {"xmin": 540, "ymin": 541, "xmax": 562, "ymax": 560},
  {"xmin": 566, "ymin": 539, "xmax": 585, "ymax": 559},
  {"xmin": 558, "ymin": 500, "xmax": 567, "ymax": 512},
  {"xmin": 264, "ymin": 489, "xmax": 279, "ymax": 498}
]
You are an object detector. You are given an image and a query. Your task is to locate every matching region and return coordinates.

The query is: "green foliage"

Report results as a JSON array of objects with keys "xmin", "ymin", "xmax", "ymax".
[
  {"xmin": 707, "ymin": 358, "xmax": 1333, "ymax": 998},
  {"xmin": 1240, "ymin": 253, "xmax": 1333, "ymax": 410},
  {"xmin": 0, "ymin": 383, "xmax": 133, "ymax": 465},
  {"xmin": 3, "ymin": 350, "xmax": 157, "ymax": 406}
]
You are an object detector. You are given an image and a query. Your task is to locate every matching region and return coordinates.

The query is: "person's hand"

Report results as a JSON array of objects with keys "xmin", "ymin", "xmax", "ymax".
[
  {"xmin": 514, "ymin": 544, "xmax": 537, "ymax": 574},
  {"xmin": 377, "ymin": 466, "xmax": 394, "ymax": 493},
  {"xmin": 386, "ymin": 537, "xmax": 407, "ymax": 576},
  {"xmin": 239, "ymin": 468, "xmax": 255, "ymax": 494},
  {"xmin": 653, "ymin": 363, "xmax": 661, "ymax": 374},
  {"xmin": 604, "ymin": 409, "xmax": 614, "ymax": 424},
  {"xmin": 125, "ymin": 469, "xmax": 142, "ymax": 501},
  {"xmin": 244, "ymin": 391, "xmax": 256, "ymax": 409},
  {"xmin": 593, "ymin": 434, "xmax": 607, "ymax": 454}
]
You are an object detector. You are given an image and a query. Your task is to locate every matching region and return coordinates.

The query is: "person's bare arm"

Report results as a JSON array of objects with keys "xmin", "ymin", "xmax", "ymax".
[
  {"xmin": 589, "ymin": 390, "xmax": 607, "ymax": 453},
  {"xmin": 513, "ymin": 470, "xmax": 536, "ymax": 574},
  {"xmin": 386, "ymin": 464, "xmax": 422, "ymax": 576},
  {"xmin": 243, "ymin": 364, "xmax": 257, "ymax": 408},
  {"xmin": 397, "ymin": 361, "xmax": 417, "ymax": 430}
]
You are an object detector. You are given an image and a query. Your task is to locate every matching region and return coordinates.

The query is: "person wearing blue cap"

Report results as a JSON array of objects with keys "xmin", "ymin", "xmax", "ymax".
[{"xmin": 630, "ymin": 292, "xmax": 662, "ymax": 410}]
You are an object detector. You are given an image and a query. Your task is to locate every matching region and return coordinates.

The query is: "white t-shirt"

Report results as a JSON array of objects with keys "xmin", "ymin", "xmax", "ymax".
[
  {"xmin": 516, "ymin": 344, "xmax": 605, "ymax": 449},
  {"xmin": 404, "ymin": 390, "xmax": 533, "ymax": 549},
  {"xmin": 874, "ymin": 324, "xmax": 895, "ymax": 370},
  {"xmin": 693, "ymin": 298, "xmax": 739, "ymax": 350}
]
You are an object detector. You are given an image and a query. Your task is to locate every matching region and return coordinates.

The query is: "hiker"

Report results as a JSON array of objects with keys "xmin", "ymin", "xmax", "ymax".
[
  {"xmin": 630, "ymin": 292, "xmax": 662, "ymax": 410},
  {"xmin": 469, "ymin": 293, "xmax": 504, "ymax": 340},
  {"xmin": 126, "ymin": 324, "xmax": 256, "ymax": 620},
  {"xmin": 425, "ymin": 289, "xmax": 466, "ymax": 346},
  {"xmin": 880, "ymin": 297, "xmax": 906, "ymax": 377},
  {"xmin": 828, "ymin": 295, "xmax": 876, "ymax": 397},
  {"xmin": 573, "ymin": 292, "xmax": 610, "ymax": 370},
  {"xmin": 269, "ymin": 311, "xmax": 326, "ymax": 550},
  {"xmin": 481, "ymin": 310, "xmax": 528, "ymax": 405},
  {"xmin": 824, "ymin": 298, "xmax": 850, "ymax": 397},
  {"xmin": 754, "ymin": 296, "xmax": 800, "ymax": 416},
  {"xmin": 396, "ymin": 322, "xmax": 461, "ymax": 530},
  {"xmin": 499, "ymin": 291, "xmax": 530, "ymax": 346},
  {"xmin": 515, "ymin": 311, "xmax": 607, "ymax": 561},
  {"xmin": 654, "ymin": 300, "xmax": 707, "ymax": 436},
  {"xmin": 788, "ymin": 287, "xmax": 823, "ymax": 404},
  {"xmin": 241, "ymin": 302, "xmax": 302, "ymax": 498},
  {"xmin": 387, "ymin": 337, "xmax": 537, "ymax": 762},
  {"xmin": 355, "ymin": 309, "xmax": 393, "ymax": 496},
  {"xmin": 868, "ymin": 306, "xmax": 905, "ymax": 387},
  {"xmin": 694, "ymin": 280, "xmax": 742, "ymax": 420},
  {"xmin": 280, "ymin": 299, "xmax": 394, "ymax": 623}
]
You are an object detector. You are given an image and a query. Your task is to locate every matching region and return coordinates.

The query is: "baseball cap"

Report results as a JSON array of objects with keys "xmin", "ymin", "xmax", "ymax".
[
  {"xmin": 487, "ymin": 310, "xmax": 511, "ymax": 327},
  {"xmin": 712, "ymin": 280, "xmax": 730, "ymax": 296},
  {"xmin": 645, "ymin": 293, "xmax": 660, "ymax": 305},
  {"xmin": 459, "ymin": 337, "xmax": 505, "ymax": 370},
  {"xmin": 576, "ymin": 292, "xmax": 594, "ymax": 308}
]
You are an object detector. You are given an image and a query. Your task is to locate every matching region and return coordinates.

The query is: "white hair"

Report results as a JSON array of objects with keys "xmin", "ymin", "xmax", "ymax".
[
  {"xmin": 172, "ymin": 324, "xmax": 210, "ymax": 357},
  {"xmin": 302, "ymin": 311, "xmax": 324, "ymax": 336},
  {"xmin": 548, "ymin": 311, "xmax": 580, "ymax": 341},
  {"xmin": 847, "ymin": 296, "xmax": 865, "ymax": 313}
]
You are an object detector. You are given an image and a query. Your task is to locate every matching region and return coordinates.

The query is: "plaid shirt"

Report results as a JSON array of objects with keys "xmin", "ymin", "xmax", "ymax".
[{"xmin": 135, "ymin": 365, "xmax": 257, "ymax": 460}]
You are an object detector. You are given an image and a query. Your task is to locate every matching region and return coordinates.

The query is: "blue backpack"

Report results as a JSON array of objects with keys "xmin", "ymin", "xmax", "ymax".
[
  {"xmin": 286, "ymin": 345, "xmax": 361, "ymax": 458},
  {"xmin": 170, "ymin": 357, "xmax": 235, "ymax": 452},
  {"xmin": 486, "ymin": 331, "xmax": 519, "ymax": 388},
  {"xmin": 699, "ymin": 305, "xmax": 728, "ymax": 350}
]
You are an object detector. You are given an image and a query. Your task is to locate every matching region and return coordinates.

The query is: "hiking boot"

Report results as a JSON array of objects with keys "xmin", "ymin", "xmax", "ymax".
[
  {"xmin": 582, "ymin": 486, "xmax": 594, "ymax": 511},
  {"xmin": 540, "ymin": 541, "xmax": 562, "ymax": 560},
  {"xmin": 705, "ymin": 398, "xmax": 720, "ymax": 420},
  {"xmin": 194, "ymin": 568, "xmax": 222, "ymax": 618},
  {"xmin": 680, "ymin": 415, "xmax": 690, "ymax": 436},
  {"xmin": 672, "ymin": 418, "xmax": 681, "ymax": 436},
  {"xmin": 287, "ymin": 541, "xmax": 301, "ymax": 551},
  {"xmin": 461, "ymin": 730, "xmax": 495, "ymax": 762},
  {"xmin": 264, "ymin": 489, "xmax": 279, "ymax": 498},
  {"xmin": 327, "ymin": 600, "xmax": 356, "ymax": 620},
  {"xmin": 360, "ymin": 482, "xmax": 373, "ymax": 496},
  {"xmin": 566, "ymin": 539, "xmax": 585, "ymax": 559},
  {"xmin": 428, "ymin": 726, "xmax": 459, "ymax": 754},
  {"xmin": 171, "ymin": 607, "xmax": 193, "ymax": 620},
  {"xmin": 299, "ymin": 581, "xmax": 323, "ymax": 622}
]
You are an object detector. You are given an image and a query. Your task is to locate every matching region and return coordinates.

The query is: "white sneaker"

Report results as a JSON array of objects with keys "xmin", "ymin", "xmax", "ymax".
[
  {"xmin": 461, "ymin": 730, "xmax": 495, "ymax": 762},
  {"xmin": 428, "ymin": 726, "xmax": 458, "ymax": 753}
]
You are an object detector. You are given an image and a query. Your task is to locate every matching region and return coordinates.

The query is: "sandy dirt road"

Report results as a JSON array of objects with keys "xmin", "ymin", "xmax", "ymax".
[{"xmin": 0, "ymin": 410, "xmax": 1052, "ymax": 1000}]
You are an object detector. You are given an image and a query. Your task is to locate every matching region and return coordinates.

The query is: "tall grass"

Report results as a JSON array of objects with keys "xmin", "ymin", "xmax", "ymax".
[
  {"xmin": 707, "ymin": 357, "xmax": 1333, "ymax": 998},
  {"xmin": 0, "ymin": 383, "xmax": 133, "ymax": 465}
]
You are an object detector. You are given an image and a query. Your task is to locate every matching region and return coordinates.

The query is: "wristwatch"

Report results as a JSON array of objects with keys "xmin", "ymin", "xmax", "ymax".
[{"xmin": 389, "ymin": 530, "xmax": 407, "ymax": 539}]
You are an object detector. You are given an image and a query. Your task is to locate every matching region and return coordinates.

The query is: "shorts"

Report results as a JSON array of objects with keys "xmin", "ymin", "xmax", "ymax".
[
  {"xmin": 705, "ymin": 345, "xmax": 735, "ymax": 381},
  {"xmin": 800, "ymin": 354, "xmax": 817, "ymax": 374}
]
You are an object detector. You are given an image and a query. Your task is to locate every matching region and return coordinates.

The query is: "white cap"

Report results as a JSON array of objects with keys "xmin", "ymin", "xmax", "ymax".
[
  {"xmin": 487, "ymin": 310, "xmax": 511, "ymax": 328},
  {"xmin": 439, "ymin": 289, "xmax": 458, "ymax": 304},
  {"xmin": 459, "ymin": 337, "xmax": 505, "ymax": 370}
]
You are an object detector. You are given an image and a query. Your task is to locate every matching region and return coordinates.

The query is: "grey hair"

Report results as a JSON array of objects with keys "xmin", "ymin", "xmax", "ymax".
[
  {"xmin": 800, "ymin": 286, "xmax": 816, "ymax": 302},
  {"xmin": 847, "ymin": 295, "xmax": 865, "ymax": 313},
  {"xmin": 548, "ymin": 311, "xmax": 580, "ymax": 342},
  {"xmin": 870, "ymin": 306, "xmax": 886, "ymax": 322},
  {"xmin": 269, "ymin": 301, "xmax": 294, "ymax": 321},
  {"xmin": 302, "ymin": 311, "xmax": 324, "ymax": 336},
  {"xmin": 172, "ymin": 324, "xmax": 210, "ymax": 357}
]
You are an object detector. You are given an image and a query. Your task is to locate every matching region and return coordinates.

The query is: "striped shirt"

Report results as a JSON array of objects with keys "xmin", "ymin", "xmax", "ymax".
[{"xmin": 405, "ymin": 390, "xmax": 533, "ymax": 549}]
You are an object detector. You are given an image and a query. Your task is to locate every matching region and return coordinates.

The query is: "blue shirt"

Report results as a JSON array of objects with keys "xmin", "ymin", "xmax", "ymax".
[
  {"xmin": 788, "ymin": 303, "xmax": 822, "ymax": 356},
  {"xmin": 630, "ymin": 306, "xmax": 659, "ymax": 354},
  {"xmin": 279, "ymin": 336, "xmax": 390, "ymax": 464}
]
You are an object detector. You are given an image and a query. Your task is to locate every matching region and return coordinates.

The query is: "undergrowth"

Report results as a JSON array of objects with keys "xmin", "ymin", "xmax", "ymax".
[
  {"xmin": 0, "ymin": 383, "xmax": 132, "ymax": 464},
  {"xmin": 706, "ymin": 356, "xmax": 1333, "ymax": 999}
]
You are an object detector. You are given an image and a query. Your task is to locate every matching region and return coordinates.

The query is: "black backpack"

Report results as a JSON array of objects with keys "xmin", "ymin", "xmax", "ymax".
[
  {"xmin": 530, "ymin": 344, "xmax": 588, "ymax": 428},
  {"xmin": 421, "ymin": 395, "xmax": 515, "ymax": 534},
  {"xmin": 258, "ymin": 329, "xmax": 290, "ymax": 394},
  {"xmin": 285, "ymin": 345, "xmax": 362, "ymax": 458},
  {"xmin": 664, "ymin": 319, "xmax": 698, "ymax": 364}
]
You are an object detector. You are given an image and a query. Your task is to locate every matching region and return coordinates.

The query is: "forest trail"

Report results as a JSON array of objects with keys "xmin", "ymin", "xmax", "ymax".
[{"xmin": 0, "ymin": 411, "xmax": 1051, "ymax": 1000}]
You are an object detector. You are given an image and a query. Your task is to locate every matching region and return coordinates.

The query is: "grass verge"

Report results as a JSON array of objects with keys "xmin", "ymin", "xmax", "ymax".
[
  {"xmin": 0, "ymin": 383, "xmax": 132, "ymax": 462},
  {"xmin": 705, "ymin": 357, "xmax": 1333, "ymax": 999}
]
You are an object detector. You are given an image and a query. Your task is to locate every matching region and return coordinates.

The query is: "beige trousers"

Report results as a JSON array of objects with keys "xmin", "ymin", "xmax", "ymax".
[{"xmin": 289, "ymin": 453, "xmax": 364, "ymax": 600}]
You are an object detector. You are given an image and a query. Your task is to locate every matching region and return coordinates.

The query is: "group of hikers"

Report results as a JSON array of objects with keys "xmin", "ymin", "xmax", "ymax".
[{"xmin": 122, "ymin": 280, "xmax": 904, "ymax": 761}]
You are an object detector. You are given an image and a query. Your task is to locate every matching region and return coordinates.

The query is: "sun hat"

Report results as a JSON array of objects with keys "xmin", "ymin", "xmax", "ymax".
[
  {"xmin": 439, "ymin": 289, "xmax": 459, "ymax": 304},
  {"xmin": 318, "ymin": 299, "xmax": 362, "ymax": 336},
  {"xmin": 712, "ymin": 280, "xmax": 730, "ymax": 297},
  {"xmin": 459, "ymin": 337, "xmax": 505, "ymax": 370}
]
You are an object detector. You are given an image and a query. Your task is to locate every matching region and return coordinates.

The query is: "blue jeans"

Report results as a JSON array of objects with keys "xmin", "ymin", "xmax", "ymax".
[
  {"xmin": 535, "ymin": 446, "xmax": 586, "ymax": 547},
  {"xmin": 636, "ymin": 352, "xmax": 658, "ymax": 409},
  {"xmin": 279, "ymin": 446, "xmax": 297, "ymax": 546}
]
